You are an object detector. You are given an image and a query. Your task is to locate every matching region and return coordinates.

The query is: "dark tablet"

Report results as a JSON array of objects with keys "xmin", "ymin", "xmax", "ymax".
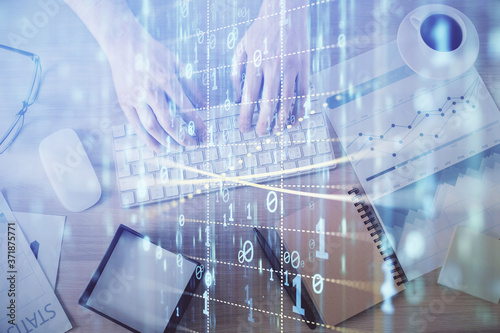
[{"xmin": 79, "ymin": 224, "xmax": 202, "ymax": 332}]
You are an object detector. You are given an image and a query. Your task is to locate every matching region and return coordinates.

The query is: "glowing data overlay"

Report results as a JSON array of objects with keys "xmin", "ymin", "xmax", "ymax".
[{"xmin": 325, "ymin": 42, "xmax": 500, "ymax": 201}]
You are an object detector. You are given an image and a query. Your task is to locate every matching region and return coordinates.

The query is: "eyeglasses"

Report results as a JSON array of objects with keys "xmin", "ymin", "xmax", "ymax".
[{"xmin": 0, "ymin": 44, "xmax": 42, "ymax": 154}]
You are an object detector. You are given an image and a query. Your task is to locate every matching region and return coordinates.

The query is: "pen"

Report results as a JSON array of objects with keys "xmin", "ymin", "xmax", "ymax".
[{"xmin": 253, "ymin": 228, "xmax": 321, "ymax": 330}]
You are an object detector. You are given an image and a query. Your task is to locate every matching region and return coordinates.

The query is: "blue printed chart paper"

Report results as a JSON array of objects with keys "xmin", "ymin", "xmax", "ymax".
[
  {"xmin": 0, "ymin": 193, "xmax": 72, "ymax": 332},
  {"xmin": 13, "ymin": 212, "xmax": 66, "ymax": 290}
]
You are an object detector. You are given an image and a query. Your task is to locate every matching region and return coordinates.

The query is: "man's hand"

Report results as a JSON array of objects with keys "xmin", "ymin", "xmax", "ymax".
[
  {"xmin": 105, "ymin": 22, "xmax": 207, "ymax": 151},
  {"xmin": 231, "ymin": 0, "xmax": 310, "ymax": 135},
  {"xmin": 65, "ymin": 0, "xmax": 207, "ymax": 152}
]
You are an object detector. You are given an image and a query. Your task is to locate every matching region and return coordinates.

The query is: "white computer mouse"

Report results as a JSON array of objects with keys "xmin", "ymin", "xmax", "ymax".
[{"xmin": 39, "ymin": 128, "xmax": 101, "ymax": 212}]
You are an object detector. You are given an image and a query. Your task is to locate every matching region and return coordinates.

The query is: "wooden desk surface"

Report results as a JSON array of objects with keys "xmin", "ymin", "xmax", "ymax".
[{"xmin": 1, "ymin": 0, "xmax": 499, "ymax": 332}]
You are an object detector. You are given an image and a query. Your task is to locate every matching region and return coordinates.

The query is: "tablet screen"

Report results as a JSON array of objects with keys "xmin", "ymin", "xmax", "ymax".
[{"xmin": 80, "ymin": 225, "xmax": 199, "ymax": 332}]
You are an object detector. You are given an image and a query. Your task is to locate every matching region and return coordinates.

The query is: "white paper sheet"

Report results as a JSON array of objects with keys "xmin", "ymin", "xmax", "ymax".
[
  {"xmin": 0, "ymin": 193, "xmax": 72, "ymax": 332},
  {"xmin": 438, "ymin": 226, "xmax": 500, "ymax": 303},
  {"xmin": 13, "ymin": 212, "xmax": 65, "ymax": 291}
]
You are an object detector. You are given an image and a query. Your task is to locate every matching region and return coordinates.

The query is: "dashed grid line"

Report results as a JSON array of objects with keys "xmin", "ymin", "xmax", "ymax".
[
  {"xmin": 205, "ymin": 0, "xmax": 211, "ymax": 331},
  {"xmin": 189, "ymin": 253, "xmax": 376, "ymax": 293},
  {"xmin": 279, "ymin": 0, "xmax": 285, "ymax": 331},
  {"xmin": 179, "ymin": 137, "xmax": 339, "ymax": 150},
  {"xmin": 188, "ymin": 292, "xmax": 366, "ymax": 333},
  {"xmin": 180, "ymin": 218, "xmax": 374, "ymax": 242},
  {"xmin": 164, "ymin": 88, "xmax": 342, "ymax": 113},
  {"xmin": 172, "ymin": 0, "xmax": 336, "ymax": 45},
  {"xmin": 188, "ymin": 41, "xmax": 341, "ymax": 74},
  {"xmin": 207, "ymin": 0, "xmax": 335, "ymax": 34}
]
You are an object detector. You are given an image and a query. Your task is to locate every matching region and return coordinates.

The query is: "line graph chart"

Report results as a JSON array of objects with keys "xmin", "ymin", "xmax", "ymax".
[
  {"xmin": 346, "ymin": 75, "xmax": 481, "ymax": 166},
  {"xmin": 327, "ymin": 66, "xmax": 500, "ymax": 200}
]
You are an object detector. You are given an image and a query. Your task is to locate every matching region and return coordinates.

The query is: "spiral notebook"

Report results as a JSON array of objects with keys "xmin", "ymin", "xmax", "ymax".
[{"xmin": 281, "ymin": 185, "xmax": 407, "ymax": 326}]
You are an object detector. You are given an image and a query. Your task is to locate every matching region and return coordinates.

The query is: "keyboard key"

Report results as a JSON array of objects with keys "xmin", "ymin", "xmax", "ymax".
[
  {"xmin": 272, "ymin": 150, "xmax": 286, "ymax": 164},
  {"xmin": 206, "ymin": 131, "xmax": 218, "ymax": 146},
  {"xmin": 176, "ymin": 154, "xmax": 189, "ymax": 166},
  {"xmin": 214, "ymin": 160, "xmax": 228, "ymax": 174},
  {"xmin": 140, "ymin": 147, "xmax": 155, "ymax": 159},
  {"xmin": 151, "ymin": 187, "xmax": 164, "ymax": 200},
  {"xmin": 292, "ymin": 132, "xmax": 306, "ymax": 144},
  {"xmin": 262, "ymin": 138, "xmax": 277, "ymax": 150},
  {"xmin": 258, "ymin": 152, "xmax": 272, "ymax": 165},
  {"xmin": 125, "ymin": 148, "xmax": 140, "ymax": 163},
  {"xmin": 232, "ymin": 159, "xmax": 244, "ymax": 170},
  {"xmin": 268, "ymin": 164, "xmax": 281, "ymax": 174},
  {"xmin": 221, "ymin": 130, "xmax": 230, "ymax": 144},
  {"xmin": 288, "ymin": 146, "xmax": 301, "ymax": 160},
  {"xmin": 185, "ymin": 166, "xmax": 200, "ymax": 179},
  {"xmin": 301, "ymin": 114, "xmax": 325, "ymax": 130},
  {"xmin": 242, "ymin": 129, "xmax": 256, "ymax": 141},
  {"xmin": 231, "ymin": 116, "xmax": 239, "ymax": 129},
  {"xmin": 286, "ymin": 122, "xmax": 299, "ymax": 132},
  {"xmin": 244, "ymin": 155, "xmax": 258, "ymax": 168},
  {"xmin": 200, "ymin": 162, "xmax": 214, "ymax": 175},
  {"xmin": 219, "ymin": 105, "xmax": 240, "ymax": 118},
  {"xmin": 313, "ymin": 154, "xmax": 334, "ymax": 168},
  {"xmin": 190, "ymin": 151, "xmax": 204, "ymax": 164},
  {"xmin": 254, "ymin": 167, "xmax": 267, "ymax": 180},
  {"xmin": 234, "ymin": 145, "xmax": 248, "ymax": 156},
  {"xmin": 165, "ymin": 185, "xmax": 179, "ymax": 197},
  {"xmin": 218, "ymin": 132, "xmax": 230, "ymax": 145},
  {"xmin": 114, "ymin": 135, "xmax": 145, "ymax": 150},
  {"xmin": 238, "ymin": 169, "xmax": 252, "ymax": 181},
  {"xmin": 195, "ymin": 184, "xmax": 207, "ymax": 194},
  {"xmin": 217, "ymin": 118, "xmax": 232, "ymax": 131},
  {"xmin": 121, "ymin": 192, "xmax": 135, "ymax": 206},
  {"xmin": 317, "ymin": 141, "xmax": 332, "ymax": 154},
  {"xmin": 119, "ymin": 174, "xmax": 154, "ymax": 192},
  {"xmin": 302, "ymin": 144, "xmax": 316, "ymax": 157},
  {"xmin": 136, "ymin": 188, "xmax": 150, "ymax": 203},
  {"xmin": 309, "ymin": 127, "xmax": 329, "ymax": 141},
  {"xmin": 256, "ymin": 128, "xmax": 270, "ymax": 137},
  {"xmin": 219, "ymin": 146, "xmax": 233, "ymax": 159},
  {"xmin": 282, "ymin": 135, "xmax": 292, "ymax": 147},
  {"xmin": 228, "ymin": 129, "xmax": 241, "ymax": 143},
  {"xmin": 180, "ymin": 184, "xmax": 194, "ymax": 195},
  {"xmin": 131, "ymin": 162, "xmax": 146, "ymax": 175},
  {"xmin": 158, "ymin": 156, "xmax": 175, "ymax": 168},
  {"xmin": 206, "ymin": 147, "xmax": 219, "ymax": 161},
  {"xmin": 115, "ymin": 151, "xmax": 131, "ymax": 178},
  {"xmin": 298, "ymin": 159, "xmax": 311, "ymax": 169},
  {"xmin": 170, "ymin": 169, "xmax": 184, "ymax": 180},
  {"xmin": 113, "ymin": 125, "xmax": 125, "ymax": 138},
  {"xmin": 146, "ymin": 159, "xmax": 160, "ymax": 172},
  {"xmin": 156, "ymin": 167, "xmax": 169, "ymax": 184},
  {"xmin": 284, "ymin": 161, "xmax": 297, "ymax": 173},
  {"xmin": 248, "ymin": 141, "xmax": 262, "ymax": 153}
]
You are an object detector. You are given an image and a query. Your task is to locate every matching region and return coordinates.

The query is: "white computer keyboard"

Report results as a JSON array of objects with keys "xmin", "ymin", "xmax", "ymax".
[{"xmin": 112, "ymin": 103, "xmax": 336, "ymax": 207}]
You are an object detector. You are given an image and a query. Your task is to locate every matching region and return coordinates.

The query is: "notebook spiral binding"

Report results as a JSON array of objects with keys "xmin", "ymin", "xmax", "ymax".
[{"xmin": 348, "ymin": 187, "xmax": 408, "ymax": 286}]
